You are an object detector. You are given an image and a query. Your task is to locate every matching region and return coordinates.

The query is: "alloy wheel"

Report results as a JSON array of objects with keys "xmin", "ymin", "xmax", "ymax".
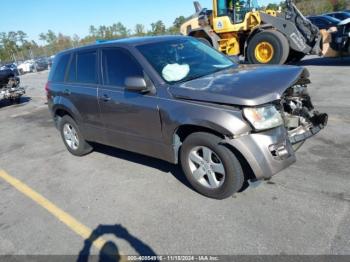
[
  {"xmin": 63, "ymin": 123, "xmax": 79, "ymax": 150},
  {"xmin": 187, "ymin": 146, "xmax": 226, "ymax": 189}
]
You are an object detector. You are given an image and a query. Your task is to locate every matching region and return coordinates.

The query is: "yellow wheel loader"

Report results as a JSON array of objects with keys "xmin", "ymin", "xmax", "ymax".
[{"xmin": 180, "ymin": 0, "xmax": 323, "ymax": 64}]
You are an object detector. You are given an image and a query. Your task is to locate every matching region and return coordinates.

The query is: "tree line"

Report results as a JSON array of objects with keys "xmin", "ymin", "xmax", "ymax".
[
  {"xmin": 0, "ymin": 16, "xmax": 186, "ymax": 63},
  {"xmin": 266, "ymin": 0, "xmax": 349, "ymax": 15}
]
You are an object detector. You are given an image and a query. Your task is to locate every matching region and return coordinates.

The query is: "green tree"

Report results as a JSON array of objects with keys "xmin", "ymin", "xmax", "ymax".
[
  {"xmin": 173, "ymin": 16, "xmax": 186, "ymax": 29},
  {"xmin": 266, "ymin": 3, "xmax": 279, "ymax": 10},
  {"xmin": 150, "ymin": 20, "xmax": 166, "ymax": 35},
  {"xmin": 167, "ymin": 16, "xmax": 187, "ymax": 34},
  {"xmin": 89, "ymin": 25, "xmax": 97, "ymax": 37},
  {"xmin": 330, "ymin": 0, "xmax": 348, "ymax": 11},
  {"xmin": 114, "ymin": 22, "xmax": 129, "ymax": 37},
  {"xmin": 134, "ymin": 24, "xmax": 146, "ymax": 36},
  {"xmin": 293, "ymin": 0, "xmax": 333, "ymax": 15}
]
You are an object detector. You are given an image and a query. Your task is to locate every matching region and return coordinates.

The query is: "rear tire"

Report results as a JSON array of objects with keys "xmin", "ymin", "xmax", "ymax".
[
  {"xmin": 59, "ymin": 115, "xmax": 93, "ymax": 156},
  {"xmin": 180, "ymin": 132, "xmax": 244, "ymax": 199},
  {"xmin": 247, "ymin": 30, "xmax": 289, "ymax": 64}
]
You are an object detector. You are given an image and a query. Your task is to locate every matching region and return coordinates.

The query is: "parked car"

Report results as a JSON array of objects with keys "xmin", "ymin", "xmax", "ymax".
[
  {"xmin": 47, "ymin": 36, "xmax": 327, "ymax": 199},
  {"xmin": 307, "ymin": 15, "xmax": 341, "ymax": 30},
  {"xmin": 0, "ymin": 63, "xmax": 20, "ymax": 76},
  {"xmin": 34, "ymin": 58, "xmax": 49, "ymax": 71},
  {"xmin": 48, "ymin": 55, "xmax": 55, "ymax": 70},
  {"xmin": 324, "ymin": 11, "xmax": 350, "ymax": 21},
  {"xmin": 17, "ymin": 60, "xmax": 34, "ymax": 74}
]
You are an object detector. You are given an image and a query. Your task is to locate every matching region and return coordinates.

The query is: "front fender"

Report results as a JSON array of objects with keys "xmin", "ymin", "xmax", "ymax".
[{"xmin": 160, "ymin": 99, "xmax": 251, "ymax": 145}]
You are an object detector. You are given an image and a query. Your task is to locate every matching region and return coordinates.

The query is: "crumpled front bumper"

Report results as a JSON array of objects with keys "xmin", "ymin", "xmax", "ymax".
[
  {"xmin": 224, "ymin": 111, "xmax": 328, "ymax": 180},
  {"xmin": 224, "ymin": 126, "xmax": 296, "ymax": 180},
  {"xmin": 289, "ymin": 113, "xmax": 328, "ymax": 145}
]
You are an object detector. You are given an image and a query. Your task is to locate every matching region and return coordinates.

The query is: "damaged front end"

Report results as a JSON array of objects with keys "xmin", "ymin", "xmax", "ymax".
[
  {"xmin": 281, "ymin": 70, "xmax": 328, "ymax": 151},
  {"xmin": 0, "ymin": 74, "xmax": 25, "ymax": 103}
]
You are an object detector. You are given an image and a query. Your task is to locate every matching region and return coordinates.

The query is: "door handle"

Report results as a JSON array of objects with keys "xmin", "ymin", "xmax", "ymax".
[
  {"xmin": 100, "ymin": 94, "xmax": 111, "ymax": 102},
  {"xmin": 63, "ymin": 89, "xmax": 71, "ymax": 95}
]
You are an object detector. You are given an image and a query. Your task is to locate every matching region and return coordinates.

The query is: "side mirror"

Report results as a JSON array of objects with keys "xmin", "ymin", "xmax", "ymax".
[{"xmin": 125, "ymin": 77, "xmax": 148, "ymax": 92}]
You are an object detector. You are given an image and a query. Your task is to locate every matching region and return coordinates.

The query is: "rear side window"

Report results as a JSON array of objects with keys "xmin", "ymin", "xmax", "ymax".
[
  {"xmin": 74, "ymin": 51, "xmax": 98, "ymax": 84},
  {"xmin": 67, "ymin": 54, "xmax": 76, "ymax": 82},
  {"xmin": 102, "ymin": 48, "xmax": 143, "ymax": 87},
  {"xmin": 52, "ymin": 54, "xmax": 70, "ymax": 82}
]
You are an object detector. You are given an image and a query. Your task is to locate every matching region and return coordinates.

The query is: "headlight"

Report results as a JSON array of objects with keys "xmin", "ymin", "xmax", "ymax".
[{"xmin": 243, "ymin": 105, "xmax": 283, "ymax": 131}]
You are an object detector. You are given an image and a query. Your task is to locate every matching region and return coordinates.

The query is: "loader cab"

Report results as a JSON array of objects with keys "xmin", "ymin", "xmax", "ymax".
[
  {"xmin": 215, "ymin": 0, "xmax": 252, "ymax": 24},
  {"xmin": 212, "ymin": 0, "xmax": 260, "ymax": 34}
]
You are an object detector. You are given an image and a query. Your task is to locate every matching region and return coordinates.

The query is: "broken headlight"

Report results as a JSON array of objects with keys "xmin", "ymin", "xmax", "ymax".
[{"xmin": 243, "ymin": 105, "xmax": 283, "ymax": 131}]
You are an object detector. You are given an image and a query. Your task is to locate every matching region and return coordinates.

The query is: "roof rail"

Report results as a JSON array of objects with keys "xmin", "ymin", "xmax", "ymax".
[{"xmin": 95, "ymin": 38, "xmax": 125, "ymax": 44}]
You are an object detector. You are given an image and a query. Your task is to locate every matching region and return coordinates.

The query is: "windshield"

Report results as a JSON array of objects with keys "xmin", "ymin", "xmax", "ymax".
[{"xmin": 136, "ymin": 38, "xmax": 236, "ymax": 84}]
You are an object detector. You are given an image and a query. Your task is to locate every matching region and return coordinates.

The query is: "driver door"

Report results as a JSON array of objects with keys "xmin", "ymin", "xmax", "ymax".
[{"xmin": 98, "ymin": 47, "xmax": 163, "ymax": 156}]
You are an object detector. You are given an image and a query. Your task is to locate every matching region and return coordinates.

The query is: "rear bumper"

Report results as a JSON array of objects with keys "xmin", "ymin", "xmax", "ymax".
[{"xmin": 224, "ymin": 126, "xmax": 296, "ymax": 180}]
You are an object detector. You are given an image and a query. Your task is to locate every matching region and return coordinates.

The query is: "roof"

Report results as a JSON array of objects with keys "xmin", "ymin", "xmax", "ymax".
[{"xmin": 57, "ymin": 35, "xmax": 187, "ymax": 56}]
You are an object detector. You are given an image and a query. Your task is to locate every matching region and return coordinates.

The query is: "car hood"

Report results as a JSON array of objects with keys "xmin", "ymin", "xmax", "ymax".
[{"xmin": 169, "ymin": 65, "xmax": 307, "ymax": 106}]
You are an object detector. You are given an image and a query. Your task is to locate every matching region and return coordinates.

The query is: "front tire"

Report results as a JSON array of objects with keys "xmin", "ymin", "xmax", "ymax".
[
  {"xmin": 180, "ymin": 132, "xmax": 244, "ymax": 199},
  {"xmin": 247, "ymin": 30, "xmax": 289, "ymax": 64},
  {"xmin": 59, "ymin": 115, "xmax": 93, "ymax": 156}
]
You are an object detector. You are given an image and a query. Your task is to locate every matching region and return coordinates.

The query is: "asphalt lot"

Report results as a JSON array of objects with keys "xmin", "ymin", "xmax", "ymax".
[{"xmin": 0, "ymin": 56, "xmax": 349, "ymax": 257}]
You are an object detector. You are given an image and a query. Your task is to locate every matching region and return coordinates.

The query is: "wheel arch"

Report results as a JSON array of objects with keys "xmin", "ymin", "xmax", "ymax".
[
  {"xmin": 172, "ymin": 124, "xmax": 256, "ymax": 182},
  {"xmin": 52, "ymin": 99, "xmax": 82, "ymax": 128},
  {"xmin": 175, "ymin": 124, "xmax": 226, "ymax": 142}
]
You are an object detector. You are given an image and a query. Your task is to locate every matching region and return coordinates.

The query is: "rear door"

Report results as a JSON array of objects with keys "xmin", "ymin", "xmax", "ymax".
[
  {"xmin": 98, "ymin": 47, "xmax": 162, "ymax": 155},
  {"xmin": 63, "ymin": 49, "xmax": 105, "ymax": 143}
]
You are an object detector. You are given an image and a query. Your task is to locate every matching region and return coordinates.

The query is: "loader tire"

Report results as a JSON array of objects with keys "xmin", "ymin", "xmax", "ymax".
[{"xmin": 247, "ymin": 30, "xmax": 290, "ymax": 64}]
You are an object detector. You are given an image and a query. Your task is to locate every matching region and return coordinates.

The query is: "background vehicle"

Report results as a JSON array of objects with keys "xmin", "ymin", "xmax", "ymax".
[
  {"xmin": 180, "ymin": 0, "xmax": 322, "ymax": 64},
  {"xmin": 0, "ymin": 63, "xmax": 20, "ymax": 76},
  {"xmin": 47, "ymin": 36, "xmax": 327, "ymax": 199},
  {"xmin": 307, "ymin": 15, "xmax": 341, "ymax": 30},
  {"xmin": 314, "ymin": 15, "xmax": 350, "ymax": 57},
  {"xmin": 17, "ymin": 60, "xmax": 34, "ymax": 74},
  {"xmin": 34, "ymin": 58, "xmax": 49, "ymax": 71},
  {"xmin": 0, "ymin": 68, "xmax": 25, "ymax": 103},
  {"xmin": 325, "ymin": 11, "xmax": 350, "ymax": 21}
]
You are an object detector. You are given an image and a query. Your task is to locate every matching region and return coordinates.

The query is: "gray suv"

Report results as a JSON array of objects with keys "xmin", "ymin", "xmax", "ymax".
[{"xmin": 47, "ymin": 36, "xmax": 327, "ymax": 199}]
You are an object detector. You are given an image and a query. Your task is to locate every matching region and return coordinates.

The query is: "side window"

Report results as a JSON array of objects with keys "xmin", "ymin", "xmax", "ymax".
[
  {"xmin": 76, "ymin": 51, "xmax": 98, "ymax": 84},
  {"xmin": 52, "ymin": 54, "xmax": 70, "ymax": 82},
  {"xmin": 102, "ymin": 48, "xmax": 143, "ymax": 87},
  {"xmin": 67, "ymin": 54, "xmax": 76, "ymax": 82},
  {"xmin": 217, "ymin": 0, "xmax": 228, "ymax": 16}
]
